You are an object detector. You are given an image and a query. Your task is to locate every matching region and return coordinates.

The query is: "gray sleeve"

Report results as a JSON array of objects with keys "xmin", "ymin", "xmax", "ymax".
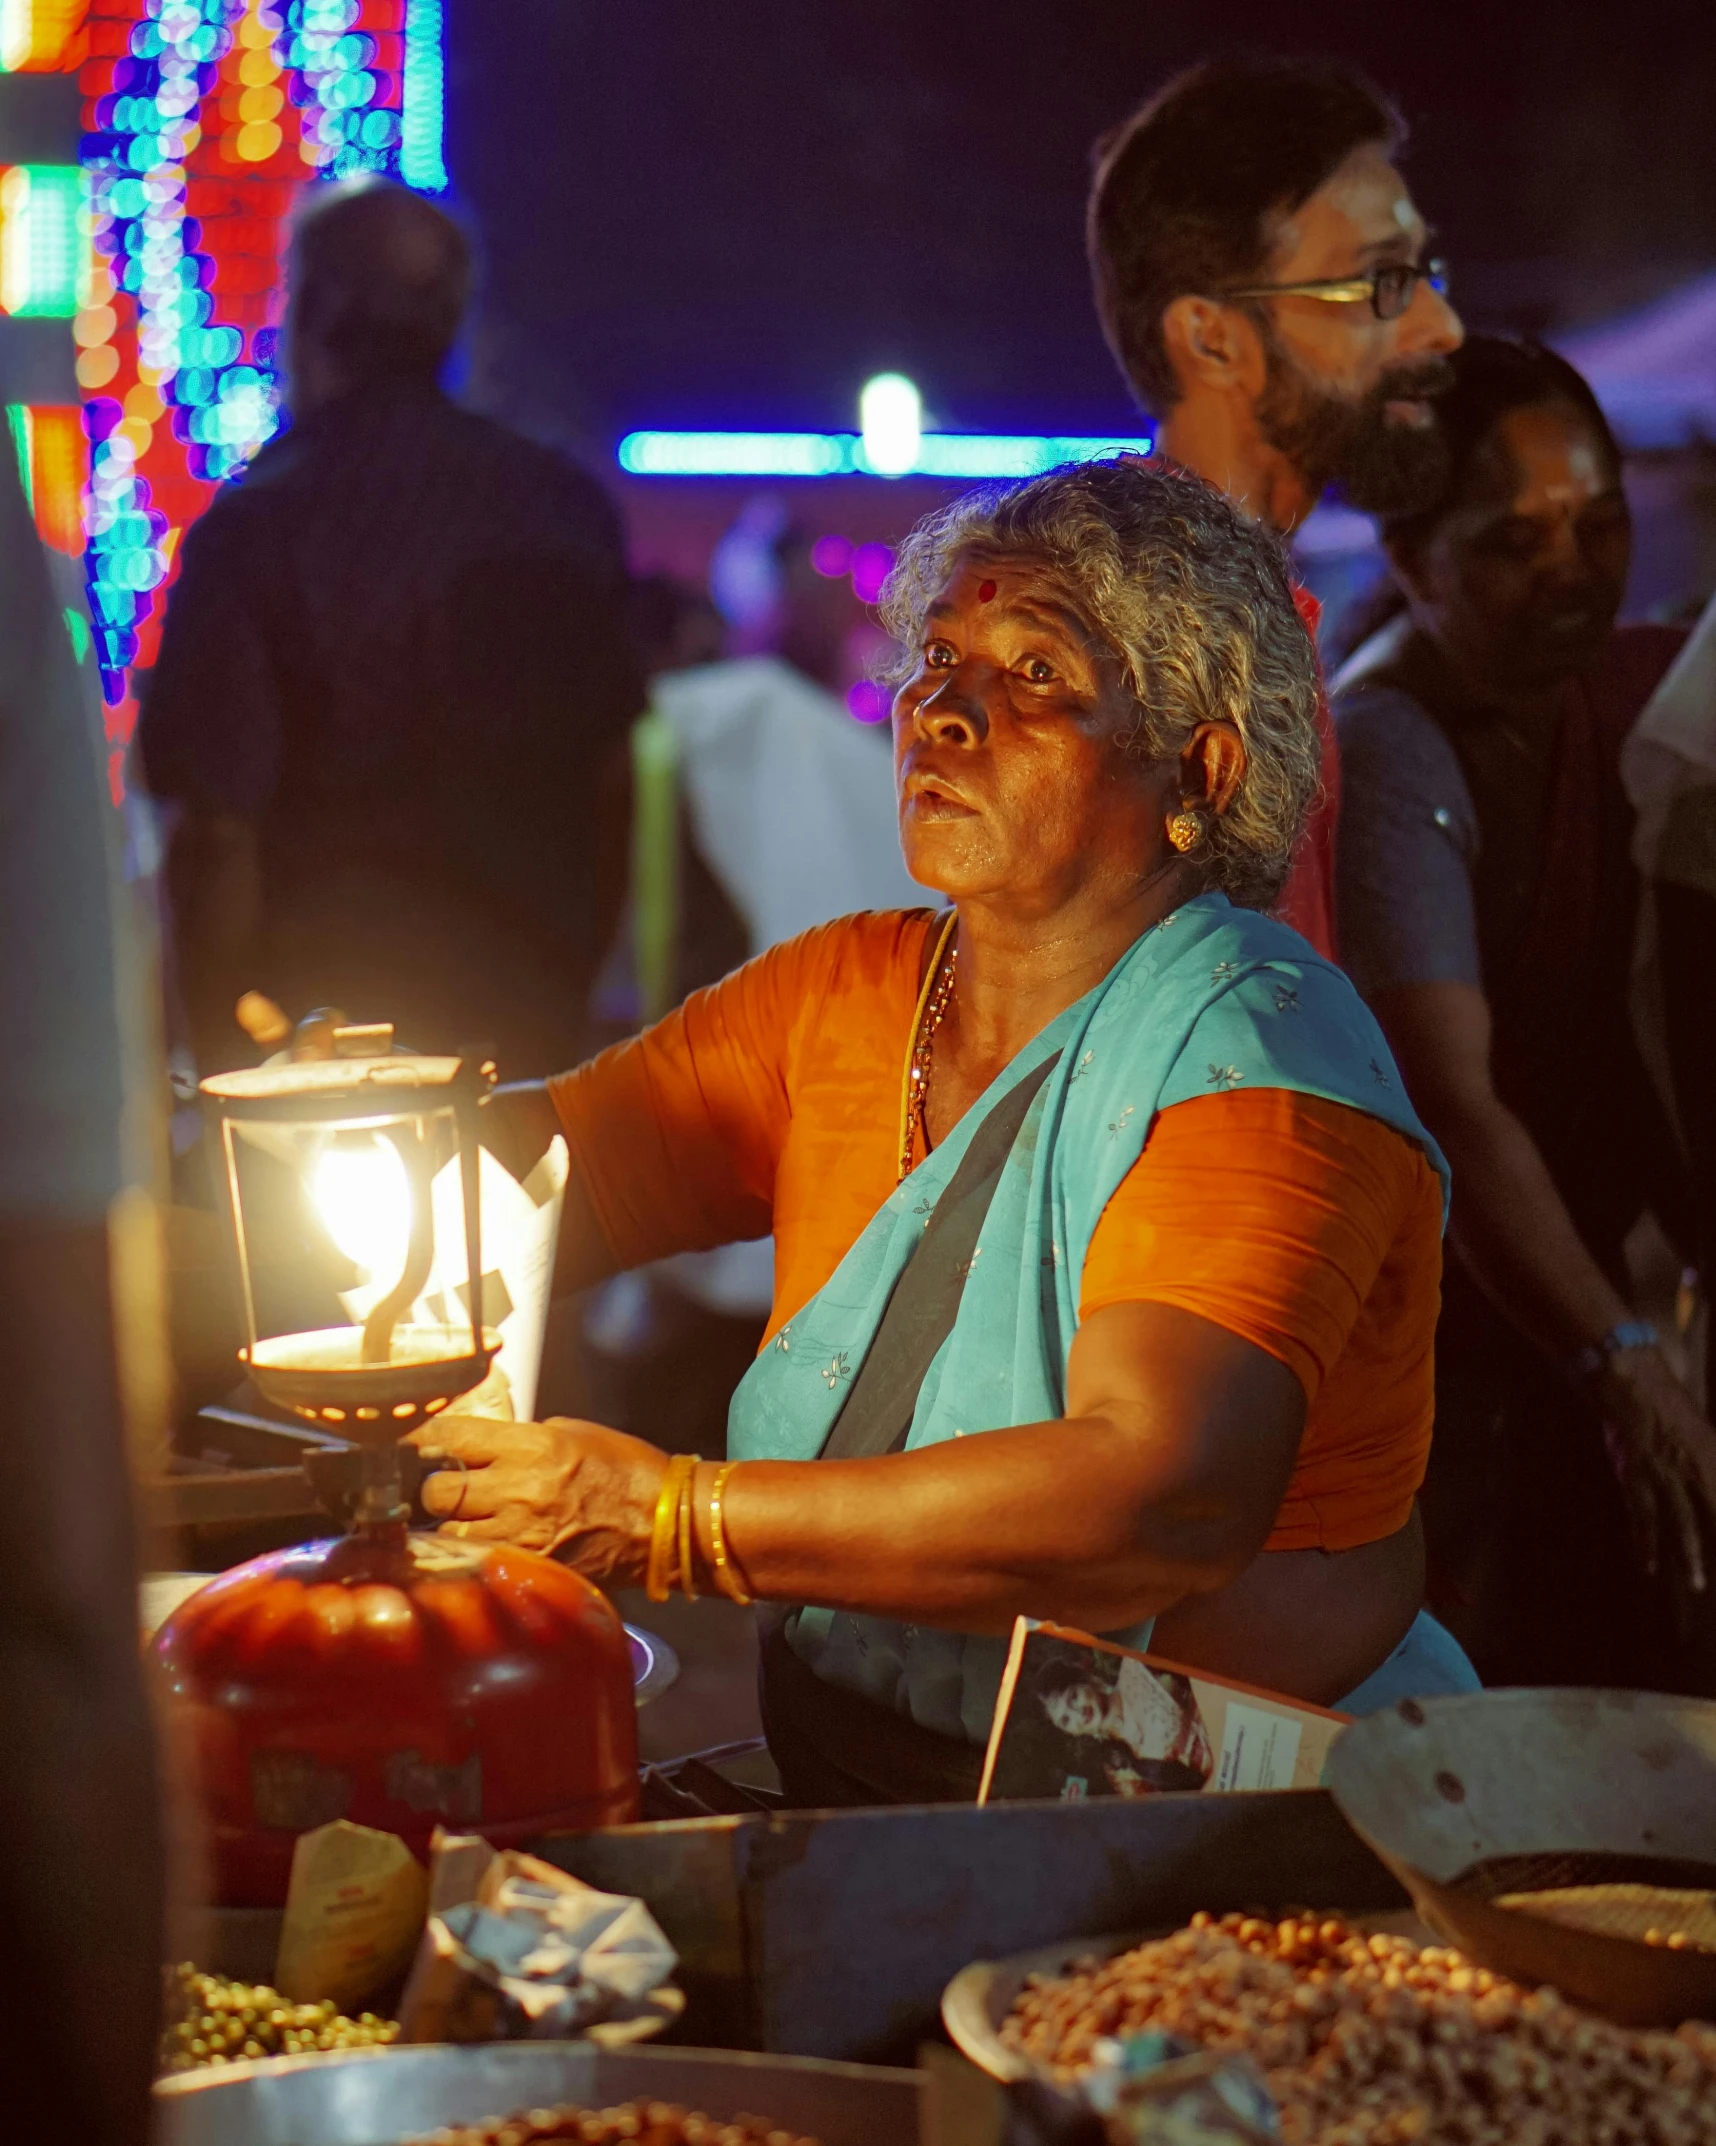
[
  {"xmin": 0, "ymin": 452, "xmax": 133, "ymax": 1218},
  {"xmin": 1332, "ymin": 682, "xmax": 1483, "ymax": 997}
]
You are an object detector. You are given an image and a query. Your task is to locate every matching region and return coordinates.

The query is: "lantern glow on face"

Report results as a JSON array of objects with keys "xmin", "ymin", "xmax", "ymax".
[{"xmin": 310, "ymin": 1133, "xmax": 411, "ymax": 1287}]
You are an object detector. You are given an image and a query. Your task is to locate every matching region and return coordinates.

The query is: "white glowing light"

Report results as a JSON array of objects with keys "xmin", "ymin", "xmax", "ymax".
[
  {"xmin": 858, "ymin": 372, "xmax": 922, "ymax": 478},
  {"xmin": 312, "ymin": 1138, "xmax": 411, "ymax": 1287},
  {"xmin": 615, "ymin": 430, "xmax": 1155, "ymax": 478}
]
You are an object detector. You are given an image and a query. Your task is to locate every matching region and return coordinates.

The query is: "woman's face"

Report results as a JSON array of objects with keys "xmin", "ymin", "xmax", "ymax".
[
  {"xmin": 892, "ymin": 554, "xmax": 1171, "ymax": 908},
  {"xmin": 1399, "ymin": 401, "xmax": 1631, "ymax": 695},
  {"xmin": 1042, "ymin": 1680, "xmax": 1107, "ymax": 1739}
]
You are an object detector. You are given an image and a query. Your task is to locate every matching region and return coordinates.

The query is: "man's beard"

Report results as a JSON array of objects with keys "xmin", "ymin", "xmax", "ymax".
[{"xmin": 1255, "ymin": 329, "xmax": 1455, "ymax": 517}]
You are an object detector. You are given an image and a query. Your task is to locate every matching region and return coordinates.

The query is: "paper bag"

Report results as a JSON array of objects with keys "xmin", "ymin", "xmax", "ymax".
[{"xmin": 274, "ymin": 1820, "xmax": 428, "ymax": 2012}]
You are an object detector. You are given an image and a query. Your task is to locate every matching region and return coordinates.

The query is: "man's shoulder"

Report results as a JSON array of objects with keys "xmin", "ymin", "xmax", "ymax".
[
  {"xmin": 1330, "ymin": 670, "xmax": 1471, "ymax": 798},
  {"xmin": 432, "ymin": 405, "xmax": 623, "ymax": 540}
]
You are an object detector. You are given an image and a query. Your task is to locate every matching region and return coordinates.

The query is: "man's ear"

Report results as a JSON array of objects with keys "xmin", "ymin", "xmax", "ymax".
[{"xmin": 1161, "ymin": 295, "xmax": 1265, "ymax": 397}]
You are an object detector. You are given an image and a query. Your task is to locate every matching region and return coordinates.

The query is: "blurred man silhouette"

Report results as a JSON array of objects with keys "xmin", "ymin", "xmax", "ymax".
[{"xmin": 141, "ymin": 178, "xmax": 643, "ymax": 1080}]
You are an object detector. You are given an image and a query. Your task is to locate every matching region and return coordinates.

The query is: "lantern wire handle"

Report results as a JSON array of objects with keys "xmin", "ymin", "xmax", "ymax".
[{"xmin": 361, "ymin": 1124, "xmax": 437, "ymax": 1366}]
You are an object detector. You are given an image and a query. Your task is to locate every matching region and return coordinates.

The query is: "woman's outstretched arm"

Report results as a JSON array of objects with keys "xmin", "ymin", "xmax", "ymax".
[{"xmin": 412, "ymin": 1300, "xmax": 1305, "ymax": 1636}]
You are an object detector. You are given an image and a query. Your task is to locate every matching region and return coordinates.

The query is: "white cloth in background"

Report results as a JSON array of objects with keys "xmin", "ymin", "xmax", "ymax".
[
  {"xmin": 651, "ymin": 656, "xmax": 924, "ymax": 1317},
  {"xmin": 1622, "ymin": 591, "xmax": 1716, "ymax": 885},
  {"xmin": 1620, "ymin": 591, "xmax": 1716, "ymax": 1136},
  {"xmin": 652, "ymin": 655, "xmax": 923, "ymax": 947}
]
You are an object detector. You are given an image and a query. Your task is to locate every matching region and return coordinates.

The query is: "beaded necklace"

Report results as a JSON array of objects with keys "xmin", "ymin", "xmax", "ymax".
[{"xmin": 897, "ymin": 911, "xmax": 959, "ymax": 1183}]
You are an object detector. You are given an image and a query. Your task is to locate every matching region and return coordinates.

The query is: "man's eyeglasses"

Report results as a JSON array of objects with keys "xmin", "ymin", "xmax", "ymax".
[{"xmin": 1222, "ymin": 258, "xmax": 1450, "ymax": 324}]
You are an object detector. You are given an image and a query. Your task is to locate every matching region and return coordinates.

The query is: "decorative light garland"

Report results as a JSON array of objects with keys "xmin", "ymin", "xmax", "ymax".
[{"xmin": 2, "ymin": 0, "xmax": 446, "ymax": 794}]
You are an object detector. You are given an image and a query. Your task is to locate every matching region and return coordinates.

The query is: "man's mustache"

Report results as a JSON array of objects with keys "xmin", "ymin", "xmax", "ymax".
[{"xmin": 1372, "ymin": 357, "xmax": 1458, "ymax": 406}]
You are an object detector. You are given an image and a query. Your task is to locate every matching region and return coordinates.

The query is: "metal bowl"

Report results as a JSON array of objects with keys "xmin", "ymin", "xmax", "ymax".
[
  {"xmin": 1327, "ymin": 1687, "xmax": 1716, "ymax": 2025},
  {"xmin": 941, "ymin": 1912, "xmax": 1434, "ymax": 2084},
  {"xmin": 154, "ymin": 2041, "xmax": 924, "ymax": 2145}
]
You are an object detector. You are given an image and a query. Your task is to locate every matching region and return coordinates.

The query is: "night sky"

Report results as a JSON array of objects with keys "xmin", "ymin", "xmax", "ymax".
[{"xmin": 447, "ymin": 0, "xmax": 1716, "ymax": 462}]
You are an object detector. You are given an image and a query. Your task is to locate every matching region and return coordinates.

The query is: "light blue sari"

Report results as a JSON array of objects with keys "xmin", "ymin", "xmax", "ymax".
[{"xmin": 728, "ymin": 893, "xmax": 1459, "ymax": 1741}]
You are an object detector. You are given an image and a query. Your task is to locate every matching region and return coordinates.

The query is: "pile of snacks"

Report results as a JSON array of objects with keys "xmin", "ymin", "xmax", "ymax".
[
  {"xmin": 1002, "ymin": 1910, "xmax": 1716, "ymax": 2145},
  {"xmin": 158, "ymin": 1964, "xmax": 400, "ymax": 2073},
  {"xmin": 412, "ymin": 2107, "xmax": 817, "ymax": 2146}
]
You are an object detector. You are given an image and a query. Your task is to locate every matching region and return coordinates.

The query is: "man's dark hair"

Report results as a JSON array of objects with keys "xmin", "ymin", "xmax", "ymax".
[
  {"xmin": 288, "ymin": 179, "xmax": 472, "ymax": 384},
  {"xmin": 1383, "ymin": 335, "xmax": 1622, "ymax": 551},
  {"xmin": 1088, "ymin": 55, "xmax": 1404, "ymax": 417}
]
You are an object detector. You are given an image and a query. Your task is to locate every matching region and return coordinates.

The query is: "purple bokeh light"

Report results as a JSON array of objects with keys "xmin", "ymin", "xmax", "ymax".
[
  {"xmin": 811, "ymin": 532, "xmax": 853, "ymax": 577},
  {"xmin": 846, "ymin": 679, "xmax": 891, "ymax": 725},
  {"xmin": 851, "ymin": 542, "xmax": 895, "ymax": 605}
]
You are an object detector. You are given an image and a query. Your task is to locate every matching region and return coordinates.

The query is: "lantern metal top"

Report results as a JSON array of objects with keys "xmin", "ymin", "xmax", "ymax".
[
  {"xmin": 199, "ymin": 1014, "xmax": 492, "ymax": 1123},
  {"xmin": 201, "ymin": 1052, "xmax": 468, "ymax": 1104}
]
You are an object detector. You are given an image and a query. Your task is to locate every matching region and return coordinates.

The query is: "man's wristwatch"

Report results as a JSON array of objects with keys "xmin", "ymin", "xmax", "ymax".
[{"xmin": 1571, "ymin": 1319, "xmax": 1660, "ymax": 1381}]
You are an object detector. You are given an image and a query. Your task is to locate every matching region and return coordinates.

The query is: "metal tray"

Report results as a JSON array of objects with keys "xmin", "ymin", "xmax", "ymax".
[
  {"xmin": 941, "ymin": 1911, "xmax": 1434, "ymax": 2084},
  {"xmin": 1328, "ymin": 1688, "xmax": 1716, "ymax": 2026},
  {"xmin": 536, "ymin": 1787, "xmax": 1407, "ymax": 2063},
  {"xmin": 153, "ymin": 2041, "xmax": 924, "ymax": 2146}
]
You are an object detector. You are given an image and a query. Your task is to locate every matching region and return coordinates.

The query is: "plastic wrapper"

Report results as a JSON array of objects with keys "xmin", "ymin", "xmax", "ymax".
[
  {"xmin": 1078, "ymin": 2033, "xmax": 1279, "ymax": 2143},
  {"xmin": 1001, "ymin": 2033, "xmax": 1279, "ymax": 2145},
  {"xmin": 397, "ymin": 1831, "xmax": 682, "ymax": 2047}
]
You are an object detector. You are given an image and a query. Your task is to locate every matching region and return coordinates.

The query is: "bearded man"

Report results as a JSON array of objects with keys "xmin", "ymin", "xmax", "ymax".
[{"xmin": 1088, "ymin": 56, "xmax": 1462, "ymax": 956}]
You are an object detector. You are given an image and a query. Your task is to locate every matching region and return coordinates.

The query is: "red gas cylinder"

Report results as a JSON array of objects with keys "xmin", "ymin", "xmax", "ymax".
[{"xmin": 155, "ymin": 1522, "xmax": 640, "ymax": 1906}]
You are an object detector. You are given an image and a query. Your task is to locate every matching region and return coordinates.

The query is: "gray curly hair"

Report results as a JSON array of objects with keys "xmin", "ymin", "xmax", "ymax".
[{"xmin": 878, "ymin": 459, "xmax": 1322, "ymax": 909}]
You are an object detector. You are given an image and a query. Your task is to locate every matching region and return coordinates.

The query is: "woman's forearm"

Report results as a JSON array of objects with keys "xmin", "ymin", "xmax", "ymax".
[{"xmin": 699, "ymin": 1407, "xmax": 1274, "ymax": 1635}]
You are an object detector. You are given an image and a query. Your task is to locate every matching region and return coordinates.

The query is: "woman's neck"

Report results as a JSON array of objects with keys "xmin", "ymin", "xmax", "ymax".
[{"xmin": 933, "ymin": 862, "xmax": 1194, "ymax": 1106}]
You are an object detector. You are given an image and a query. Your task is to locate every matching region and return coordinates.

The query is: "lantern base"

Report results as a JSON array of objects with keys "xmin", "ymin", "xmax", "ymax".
[{"xmin": 243, "ymin": 1324, "xmax": 502, "ymax": 1441}]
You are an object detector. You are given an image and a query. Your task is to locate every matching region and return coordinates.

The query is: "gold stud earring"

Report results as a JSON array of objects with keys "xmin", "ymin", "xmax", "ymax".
[{"xmin": 1167, "ymin": 810, "xmax": 1205, "ymax": 854}]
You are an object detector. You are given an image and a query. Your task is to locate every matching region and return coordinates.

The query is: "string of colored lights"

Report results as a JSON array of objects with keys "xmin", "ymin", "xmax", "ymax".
[
  {"xmin": 398, "ymin": 0, "xmax": 442, "ymax": 191},
  {"xmin": 1, "ymin": 0, "xmax": 446, "ymax": 792},
  {"xmin": 617, "ymin": 430, "xmax": 1156, "ymax": 479}
]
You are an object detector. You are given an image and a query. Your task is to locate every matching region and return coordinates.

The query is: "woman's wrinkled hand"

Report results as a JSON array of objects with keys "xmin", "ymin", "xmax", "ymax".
[
  {"xmin": 406, "ymin": 1416, "xmax": 669, "ymax": 1587},
  {"xmin": 1598, "ymin": 1347, "xmax": 1716, "ymax": 1626}
]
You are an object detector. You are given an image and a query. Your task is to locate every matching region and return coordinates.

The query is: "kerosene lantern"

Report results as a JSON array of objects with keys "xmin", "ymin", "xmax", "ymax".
[{"xmin": 154, "ymin": 1016, "xmax": 639, "ymax": 1908}]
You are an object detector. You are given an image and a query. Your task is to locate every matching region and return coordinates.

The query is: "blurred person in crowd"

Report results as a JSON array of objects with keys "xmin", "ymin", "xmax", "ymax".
[
  {"xmin": 1332, "ymin": 336, "xmax": 1714, "ymax": 1689},
  {"xmin": 1, "ymin": 438, "xmax": 163, "ymax": 2135},
  {"xmin": 1088, "ymin": 53, "xmax": 1463, "ymax": 959},
  {"xmin": 140, "ymin": 177, "xmax": 643, "ymax": 1081},
  {"xmin": 1623, "ymin": 594, "xmax": 1716, "ymax": 1410}
]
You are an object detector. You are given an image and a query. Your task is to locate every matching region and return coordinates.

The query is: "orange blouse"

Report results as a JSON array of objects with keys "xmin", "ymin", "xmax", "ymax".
[{"xmin": 549, "ymin": 910, "xmax": 1442, "ymax": 1553}]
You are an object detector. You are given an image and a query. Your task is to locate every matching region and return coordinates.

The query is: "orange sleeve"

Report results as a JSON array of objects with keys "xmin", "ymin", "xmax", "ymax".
[
  {"xmin": 1078, "ymin": 1089, "xmax": 1426, "ymax": 1402},
  {"xmin": 546, "ymin": 923, "xmax": 848, "ymax": 1270}
]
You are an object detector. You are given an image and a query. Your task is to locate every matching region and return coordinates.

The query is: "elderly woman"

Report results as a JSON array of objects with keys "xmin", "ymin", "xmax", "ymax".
[{"xmin": 419, "ymin": 459, "xmax": 1476, "ymax": 1807}]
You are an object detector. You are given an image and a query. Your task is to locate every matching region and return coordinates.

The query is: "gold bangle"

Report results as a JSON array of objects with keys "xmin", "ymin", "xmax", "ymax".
[
  {"xmin": 677, "ymin": 1455, "xmax": 701, "ymax": 1601},
  {"xmin": 647, "ymin": 1454, "xmax": 694, "ymax": 1602},
  {"xmin": 707, "ymin": 1461, "xmax": 754, "ymax": 1605}
]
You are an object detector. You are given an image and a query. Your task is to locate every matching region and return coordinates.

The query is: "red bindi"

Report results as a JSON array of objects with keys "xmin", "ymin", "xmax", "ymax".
[{"xmin": 977, "ymin": 579, "xmax": 997, "ymax": 602}]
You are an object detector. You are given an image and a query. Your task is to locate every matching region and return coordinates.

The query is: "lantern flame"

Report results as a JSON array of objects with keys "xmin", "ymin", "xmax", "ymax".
[{"xmin": 311, "ymin": 1138, "xmax": 411, "ymax": 1288}]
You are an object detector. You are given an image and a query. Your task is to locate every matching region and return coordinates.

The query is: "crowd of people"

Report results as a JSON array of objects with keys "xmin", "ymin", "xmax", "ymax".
[{"xmin": 8, "ymin": 44, "xmax": 1716, "ymax": 2134}]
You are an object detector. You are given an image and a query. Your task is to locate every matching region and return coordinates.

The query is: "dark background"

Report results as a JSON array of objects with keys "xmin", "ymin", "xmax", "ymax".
[{"xmin": 447, "ymin": 0, "xmax": 1716, "ymax": 456}]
